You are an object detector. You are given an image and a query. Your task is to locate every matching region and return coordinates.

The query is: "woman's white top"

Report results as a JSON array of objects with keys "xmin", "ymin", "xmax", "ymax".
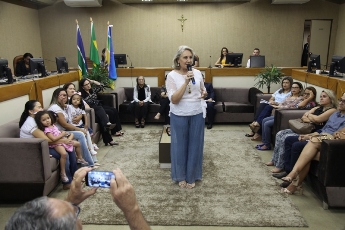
[
  {"xmin": 20, "ymin": 116, "xmax": 37, "ymax": 138},
  {"xmin": 132, "ymin": 85, "xmax": 153, "ymax": 103},
  {"xmin": 166, "ymin": 68, "xmax": 207, "ymax": 117},
  {"xmin": 273, "ymin": 88, "xmax": 291, "ymax": 103},
  {"xmin": 48, "ymin": 104, "xmax": 68, "ymax": 131}
]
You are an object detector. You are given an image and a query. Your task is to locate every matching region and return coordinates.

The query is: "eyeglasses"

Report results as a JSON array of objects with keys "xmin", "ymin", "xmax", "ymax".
[
  {"xmin": 59, "ymin": 94, "xmax": 67, "ymax": 97},
  {"xmin": 338, "ymin": 99, "xmax": 345, "ymax": 104},
  {"xmin": 83, "ymin": 82, "xmax": 90, "ymax": 87}
]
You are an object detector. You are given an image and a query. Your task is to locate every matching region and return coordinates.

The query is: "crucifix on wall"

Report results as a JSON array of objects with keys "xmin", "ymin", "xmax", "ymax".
[{"xmin": 178, "ymin": 15, "xmax": 187, "ymax": 32}]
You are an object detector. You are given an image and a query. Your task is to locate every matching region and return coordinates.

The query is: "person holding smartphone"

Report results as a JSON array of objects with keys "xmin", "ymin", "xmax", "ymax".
[{"xmin": 5, "ymin": 167, "xmax": 150, "ymax": 230}]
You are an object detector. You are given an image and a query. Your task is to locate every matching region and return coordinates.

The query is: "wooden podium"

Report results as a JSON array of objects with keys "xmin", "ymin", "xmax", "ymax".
[{"xmin": 159, "ymin": 125, "xmax": 171, "ymax": 168}]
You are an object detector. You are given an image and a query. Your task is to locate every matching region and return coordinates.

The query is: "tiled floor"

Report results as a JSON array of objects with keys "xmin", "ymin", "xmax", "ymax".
[{"xmin": 1, "ymin": 124, "xmax": 345, "ymax": 230}]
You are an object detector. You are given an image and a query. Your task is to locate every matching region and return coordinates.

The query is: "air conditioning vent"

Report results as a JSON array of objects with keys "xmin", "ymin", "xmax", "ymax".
[
  {"xmin": 272, "ymin": 0, "xmax": 310, "ymax": 4},
  {"xmin": 64, "ymin": 0, "xmax": 102, "ymax": 7}
]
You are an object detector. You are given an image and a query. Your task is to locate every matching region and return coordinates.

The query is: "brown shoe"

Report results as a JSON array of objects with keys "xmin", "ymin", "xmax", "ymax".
[{"xmin": 63, "ymin": 184, "xmax": 71, "ymax": 190}]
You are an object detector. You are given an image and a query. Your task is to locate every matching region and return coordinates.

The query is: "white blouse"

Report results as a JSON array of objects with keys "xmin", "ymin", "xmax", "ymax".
[{"xmin": 166, "ymin": 68, "xmax": 207, "ymax": 117}]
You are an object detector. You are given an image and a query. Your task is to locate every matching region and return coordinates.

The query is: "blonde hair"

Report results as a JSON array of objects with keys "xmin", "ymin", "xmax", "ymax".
[
  {"xmin": 322, "ymin": 89, "xmax": 338, "ymax": 108},
  {"xmin": 172, "ymin": 45, "xmax": 194, "ymax": 70}
]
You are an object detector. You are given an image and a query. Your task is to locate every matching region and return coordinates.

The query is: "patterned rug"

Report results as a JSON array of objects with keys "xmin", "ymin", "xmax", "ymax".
[{"xmin": 79, "ymin": 129, "xmax": 307, "ymax": 227}]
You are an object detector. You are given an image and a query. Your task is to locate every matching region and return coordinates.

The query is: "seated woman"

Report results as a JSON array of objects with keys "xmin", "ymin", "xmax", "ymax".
[
  {"xmin": 256, "ymin": 84, "xmax": 317, "ymax": 151},
  {"xmin": 79, "ymin": 78, "xmax": 123, "ymax": 144},
  {"xmin": 19, "ymin": 100, "xmax": 77, "ymax": 190},
  {"xmin": 63, "ymin": 82, "xmax": 99, "ymax": 154},
  {"xmin": 247, "ymin": 76, "xmax": 293, "ymax": 140},
  {"xmin": 267, "ymin": 89, "xmax": 337, "ymax": 173},
  {"xmin": 281, "ymin": 93, "xmax": 345, "ymax": 194},
  {"xmin": 154, "ymin": 76, "xmax": 170, "ymax": 125},
  {"xmin": 15, "ymin": 53, "xmax": 33, "ymax": 77},
  {"xmin": 48, "ymin": 88, "xmax": 95, "ymax": 167},
  {"xmin": 131, "ymin": 76, "xmax": 152, "ymax": 128},
  {"xmin": 215, "ymin": 47, "xmax": 231, "ymax": 68}
]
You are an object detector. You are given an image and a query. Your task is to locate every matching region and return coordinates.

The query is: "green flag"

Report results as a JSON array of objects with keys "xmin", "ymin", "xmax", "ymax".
[{"xmin": 90, "ymin": 21, "xmax": 100, "ymax": 68}]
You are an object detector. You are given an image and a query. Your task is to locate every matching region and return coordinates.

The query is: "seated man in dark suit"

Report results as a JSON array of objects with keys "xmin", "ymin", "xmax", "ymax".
[
  {"xmin": 15, "ymin": 53, "xmax": 33, "ymax": 77},
  {"xmin": 203, "ymin": 76, "xmax": 216, "ymax": 129}
]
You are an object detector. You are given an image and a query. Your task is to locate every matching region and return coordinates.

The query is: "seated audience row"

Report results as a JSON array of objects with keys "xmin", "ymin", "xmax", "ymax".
[{"xmin": 256, "ymin": 84, "xmax": 317, "ymax": 151}]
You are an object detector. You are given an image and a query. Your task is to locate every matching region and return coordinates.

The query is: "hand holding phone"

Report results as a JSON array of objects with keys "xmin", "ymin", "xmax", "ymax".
[{"xmin": 85, "ymin": 171, "xmax": 115, "ymax": 188}]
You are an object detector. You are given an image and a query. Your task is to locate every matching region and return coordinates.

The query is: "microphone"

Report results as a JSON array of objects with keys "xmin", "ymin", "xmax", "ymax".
[
  {"xmin": 187, "ymin": 64, "xmax": 195, "ymax": 85},
  {"xmin": 127, "ymin": 55, "xmax": 134, "ymax": 68},
  {"xmin": 208, "ymin": 56, "xmax": 212, "ymax": 68}
]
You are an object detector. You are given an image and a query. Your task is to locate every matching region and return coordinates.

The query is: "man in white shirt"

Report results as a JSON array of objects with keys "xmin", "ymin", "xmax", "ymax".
[{"xmin": 246, "ymin": 48, "xmax": 260, "ymax": 68}]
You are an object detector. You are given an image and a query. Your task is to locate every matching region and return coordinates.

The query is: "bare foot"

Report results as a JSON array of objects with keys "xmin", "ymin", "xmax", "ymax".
[
  {"xmin": 265, "ymin": 161, "xmax": 274, "ymax": 166},
  {"xmin": 271, "ymin": 167, "xmax": 283, "ymax": 173},
  {"xmin": 154, "ymin": 113, "xmax": 161, "ymax": 120}
]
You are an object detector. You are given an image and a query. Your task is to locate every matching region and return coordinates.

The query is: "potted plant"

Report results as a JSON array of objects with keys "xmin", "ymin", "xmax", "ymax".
[
  {"xmin": 85, "ymin": 65, "xmax": 115, "ymax": 90},
  {"xmin": 254, "ymin": 65, "xmax": 284, "ymax": 93}
]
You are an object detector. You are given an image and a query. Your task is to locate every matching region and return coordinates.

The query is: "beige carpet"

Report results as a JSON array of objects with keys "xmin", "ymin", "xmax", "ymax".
[{"xmin": 79, "ymin": 129, "xmax": 308, "ymax": 227}]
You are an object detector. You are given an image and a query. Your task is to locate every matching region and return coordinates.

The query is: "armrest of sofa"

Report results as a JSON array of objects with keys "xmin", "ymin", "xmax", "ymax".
[
  {"xmin": 273, "ymin": 109, "xmax": 307, "ymax": 133},
  {"xmin": 255, "ymin": 93, "xmax": 272, "ymax": 110},
  {"xmin": 0, "ymin": 138, "xmax": 51, "ymax": 183},
  {"xmin": 319, "ymin": 140, "xmax": 345, "ymax": 186},
  {"xmin": 112, "ymin": 87, "xmax": 126, "ymax": 110},
  {"xmin": 85, "ymin": 108, "xmax": 96, "ymax": 131}
]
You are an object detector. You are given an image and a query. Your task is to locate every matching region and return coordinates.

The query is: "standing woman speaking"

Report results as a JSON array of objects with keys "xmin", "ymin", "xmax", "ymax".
[{"xmin": 166, "ymin": 45, "xmax": 208, "ymax": 189}]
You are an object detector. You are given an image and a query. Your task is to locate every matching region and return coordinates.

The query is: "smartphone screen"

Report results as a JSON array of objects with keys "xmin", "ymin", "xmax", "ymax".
[{"xmin": 85, "ymin": 171, "xmax": 115, "ymax": 188}]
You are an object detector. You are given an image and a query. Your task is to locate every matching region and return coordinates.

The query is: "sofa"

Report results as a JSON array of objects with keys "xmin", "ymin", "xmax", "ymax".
[
  {"xmin": 113, "ymin": 87, "xmax": 166, "ymax": 123},
  {"xmin": 113, "ymin": 87, "xmax": 263, "ymax": 123},
  {"xmin": 272, "ymin": 109, "xmax": 345, "ymax": 209},
  {"xmin": 0, "ymin": 119, "xmax": 60, "ymax": 203}
]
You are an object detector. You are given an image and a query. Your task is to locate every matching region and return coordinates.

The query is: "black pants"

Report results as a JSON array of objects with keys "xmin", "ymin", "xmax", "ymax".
[
  {"xmin": 159, "ymin": 97, "xmax": 170, "ymax": 125},
  {"xmin": 103, "ymin": 105, "xmax": 122, "ymax": 134},
  {"xmin": 92, "ymin": 106, "xmax": 114, "ymax": 144},
  {"xmin": 134, "ymin": 102, "xmax": 149, "ymax": 121},
  {"xmin": 284, "ymin": 136, "xmax": 308, "ymax": 174},
  {"xmin": 206, "ymin": 102, "xmax": 216, "ymax": 125}
]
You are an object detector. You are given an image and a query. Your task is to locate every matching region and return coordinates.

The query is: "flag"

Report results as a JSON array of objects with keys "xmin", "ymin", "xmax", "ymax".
[
  {"xmin": 106, "ymin": 25, "xmax": 117, "ymax": 80},
  {"xmin": 77, "ymin": 24, "xmax": 88, "ymax": 78},
  {"xmin": 90, "ymin": 21, "xmax": 100, "ymax": 68}
]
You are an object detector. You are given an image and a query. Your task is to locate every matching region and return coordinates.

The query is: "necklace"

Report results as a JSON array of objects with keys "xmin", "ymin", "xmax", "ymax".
[{"xmin": 187, "ymin": 81, "xmax": 191, "ymax": 93}]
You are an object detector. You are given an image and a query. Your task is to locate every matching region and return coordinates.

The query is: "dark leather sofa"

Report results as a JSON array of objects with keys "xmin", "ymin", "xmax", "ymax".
[
  {"xmin": 113, "ymin": 87, "xmax": 263, "ymax": 123},
  {"xmin": 273, "ymin": 109, "xmax": 345, "ymax": 209},
  {"xmin": 0, "ymin": 120, "xmax": 60, "ymax": 203}
]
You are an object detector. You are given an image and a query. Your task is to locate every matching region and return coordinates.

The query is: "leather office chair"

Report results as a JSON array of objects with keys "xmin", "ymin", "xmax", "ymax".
[
  {"xmin": 86, "ymin": 57, "xmax": 94, "ymax": 73},
  {"xmin": 13, "ymin": 55, "xmax": 23, "ymax": 76}
]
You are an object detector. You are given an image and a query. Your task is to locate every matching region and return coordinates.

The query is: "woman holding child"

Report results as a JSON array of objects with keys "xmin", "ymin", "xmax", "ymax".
[
  {"xmin": 48, "ymin": 88, "xmax": 95, "ymax": 167},
  {"xmin": 19, "ymin": 100, "xmax": 77, "ymax": 189}
]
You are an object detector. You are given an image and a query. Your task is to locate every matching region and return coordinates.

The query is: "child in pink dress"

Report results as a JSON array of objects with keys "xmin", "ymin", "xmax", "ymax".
[{"xmin": 35, "ymin": 111, "xmax": 88, "ymax": 182}]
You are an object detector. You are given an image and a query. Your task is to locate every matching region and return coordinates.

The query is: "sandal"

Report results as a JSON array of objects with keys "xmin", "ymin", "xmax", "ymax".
[
  {"xmin": 114, "ymin": 132, "xmax": 123, "ymax": 136},
  {"xmin": 178, "ymin": 180, "xmax": 186, "ymax": 188},
  {"xmin": 135, "ymin": 120, "xmax": 140, "ymax": 128},
  {"xmin": 245, "ymin": 133, "xmax": 255, "ymax": 137},
  {"xmin": 166, "ymin": 127, "xmax": 171, "ymax": 136},
  {"xmin": 61, "ymin": 173, "xmax": 69, "ymax": 183},
  {"xmin": 186, "ymin": 182, "xmax": 195, "ymax": 189}
]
